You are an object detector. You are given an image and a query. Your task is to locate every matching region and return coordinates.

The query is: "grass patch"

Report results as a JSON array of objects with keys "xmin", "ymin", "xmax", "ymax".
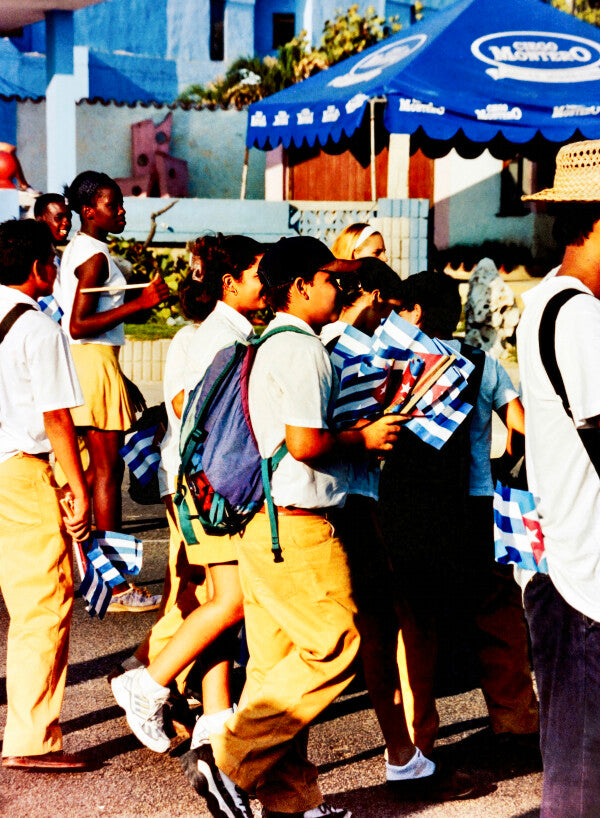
[{"xmin": 124, "ymin": 322, "xmax": 181, "ymax": 341}]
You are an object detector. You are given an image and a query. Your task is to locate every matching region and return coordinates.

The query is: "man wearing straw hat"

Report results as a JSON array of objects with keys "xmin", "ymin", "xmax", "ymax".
[{"xmin": 518, "ymin": 139, "xmax": 600, "ymax": 817}]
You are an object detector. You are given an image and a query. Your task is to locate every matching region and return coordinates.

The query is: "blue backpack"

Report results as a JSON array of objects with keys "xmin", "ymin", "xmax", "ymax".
[{"xmin": 174, "ymin": 325, "xmax": 311, "ymax": 561}]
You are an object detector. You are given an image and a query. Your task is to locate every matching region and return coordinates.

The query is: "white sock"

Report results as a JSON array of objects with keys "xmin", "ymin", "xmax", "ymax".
[
  {"xmin": 202, "ymin": 706, "xmax": 235, "ymax": 735},
  {"xmin": 386, "ymin": 747, "xmax": 436, "ymax": 781},
  {"xmin": 137, "ymin": 668, "xmax": 169, "ymax": 697}
]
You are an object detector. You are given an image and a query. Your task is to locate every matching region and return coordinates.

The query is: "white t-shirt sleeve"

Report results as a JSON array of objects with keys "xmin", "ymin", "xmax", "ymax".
[
  {"xmin": 27, "ymin": 319, "xmax": 83, "ymax": 412},
  {"xmin": 270, "ymin": 340, "xmax": 332, "ymax": 429},
  {"xmin": 557, "ymin": 295, "xmax": 600, "ymax": 426}
]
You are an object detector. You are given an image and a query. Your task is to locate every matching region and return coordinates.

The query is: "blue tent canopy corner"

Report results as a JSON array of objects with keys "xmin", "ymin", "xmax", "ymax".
[{"xmin": 246, "ymin": 0, "xmax": 600, "ymax": 152}]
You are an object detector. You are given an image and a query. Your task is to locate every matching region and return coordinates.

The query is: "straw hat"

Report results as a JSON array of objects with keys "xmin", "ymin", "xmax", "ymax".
[{"xmin": 523, "ymin": 139, "xmax": 600, "ymax": 202}]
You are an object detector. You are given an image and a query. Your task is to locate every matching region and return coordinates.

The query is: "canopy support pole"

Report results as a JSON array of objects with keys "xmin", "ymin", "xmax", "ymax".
[
  {"xmin": 369, "ymin": 98, "xmax": 376, "ymax": 203},
  {"xmin": 240, "ymin": 146, "xmax": 249, "ymax": 200}
]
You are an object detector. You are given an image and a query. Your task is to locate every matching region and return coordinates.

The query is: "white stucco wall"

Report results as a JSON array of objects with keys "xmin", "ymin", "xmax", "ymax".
[
  {"xmin": 433, "ymin": 149, "xmax": 536, "ymax": 250},
  {"xmin": 17, "ymin": 99, "xmax": 265, "ymax": 199}
]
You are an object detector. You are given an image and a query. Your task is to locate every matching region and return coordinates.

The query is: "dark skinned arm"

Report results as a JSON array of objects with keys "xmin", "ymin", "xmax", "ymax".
[{"xmin": 69, "ymin": 252, "xmax": 169, "ymax": 340}]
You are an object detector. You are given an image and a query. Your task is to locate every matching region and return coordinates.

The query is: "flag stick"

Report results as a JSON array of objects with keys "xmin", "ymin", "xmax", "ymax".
[
  {"xmin": 385, "ymin": 355, "xmax": 457, "ymax": 415},
  {"xmin": 80, "ymin": 283, "xmax": 150, "ymax": 294}
]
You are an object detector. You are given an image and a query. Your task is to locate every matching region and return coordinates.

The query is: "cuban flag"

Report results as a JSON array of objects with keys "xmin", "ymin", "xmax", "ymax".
[
  {"xmin": 333, "ymin": 356, "xmax": 391, "ymax": 425},
  {"xmin": 330, "ymin": 324, "xmax": 373, "ymax": 376},
  {"xmin": 330, "ymin": 313, "xmax": 474, "ymax": 448},
  {"xmin": 76, "ymin": 530, "xmax": 143, "ymax": 618},
  {"xmin": 38, "ymin": 294, "xmax": 63, "ymax": 323},
  {"xmin": 493, "ymin": 482, "xmax": 547, "ymax": 574},
  {"xmin": 120, "ymin": 425, "xmax": 161, "ymax": 486}
]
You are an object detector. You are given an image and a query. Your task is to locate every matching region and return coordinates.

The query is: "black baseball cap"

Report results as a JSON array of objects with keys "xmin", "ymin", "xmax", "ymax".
[{"xmin": 258, "ymin": 236, "xmax": 361, "ymax": 289}]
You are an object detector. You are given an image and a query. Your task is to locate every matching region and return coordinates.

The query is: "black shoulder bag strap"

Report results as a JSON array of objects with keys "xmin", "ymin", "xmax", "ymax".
[
  {"xmin": 538, "ymin": 287, "xmax": 600, "ymax": 479},
  {"xmin": 0, "ymin": 303, "xmax": 35, "ymax": 345}
]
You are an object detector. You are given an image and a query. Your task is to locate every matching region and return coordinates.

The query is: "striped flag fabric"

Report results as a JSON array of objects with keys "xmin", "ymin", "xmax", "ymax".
[
  {"xmin": 493, "ymin": 482, "xmax": 547, "ymax": 573},
  {"xmin": 330, "ymin": 313, "xmax": 474, "ymax": 448},
  {"xmin": 77, "ymin": 530, "xmax": 144, "ymax": 618},
  {"xmin": 38, "ymin": 294, "xmax": 63, "ymax": 323},
  {"xmin": 119, "ymin": 425, "xmax": 161, "ymax": 486},
  {"xmin": 333, "ymin": 357, "xmax": 391, "ymax": 426},
  {"xmin": 330, "ymin": 324, "xmax": 373, "ymax": 375}
]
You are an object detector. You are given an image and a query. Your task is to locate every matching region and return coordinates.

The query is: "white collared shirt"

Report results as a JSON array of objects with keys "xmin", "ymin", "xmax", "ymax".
[
  {"xmin": 184, "ymin": 301, "xmax": 255, "ymax": 397},
  {"xmin": 249, "ymin": 312, "xmax": 350, "ymax": 509},
  {"xmin": 0, "ymin": 285, "xmax": 83, "ymax": 463}
]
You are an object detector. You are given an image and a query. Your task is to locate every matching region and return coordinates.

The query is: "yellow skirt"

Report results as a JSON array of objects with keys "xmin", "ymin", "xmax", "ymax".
[{"xmin": 69, "ymin": 344, "xmax": 135, "ymax": 431}]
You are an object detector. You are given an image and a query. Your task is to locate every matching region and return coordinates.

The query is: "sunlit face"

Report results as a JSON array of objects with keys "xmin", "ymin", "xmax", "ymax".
[
  {"xmin": 234, "ymin": 255, "xmax": 267, "ymax": 314},
  {"xmin": 40, "ymin": 202, "xmax": 72, "ymax": 242},
  {"xmin": 88, "ymin": 185, "xmax": 126, "ymax": 235},
  {"xmin": 354, "ymin": 232, "xmax": 388, "ymax": 262},
  {"xmin": 305, "ymin": 269, "xmax": 342, "ymax": 327}
]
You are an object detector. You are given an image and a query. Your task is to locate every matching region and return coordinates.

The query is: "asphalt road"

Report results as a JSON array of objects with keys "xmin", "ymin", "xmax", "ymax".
[{"xmin": 0, "ymin": 383, "xmax": 543, "ymax": 817}]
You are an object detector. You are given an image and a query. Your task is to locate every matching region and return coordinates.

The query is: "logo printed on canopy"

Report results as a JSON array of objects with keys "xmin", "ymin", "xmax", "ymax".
[
  {"xmin": 475, "ymin": 103, "xmax": 522, "ymax": 120},
  {"xmin": 329, "ymin": 34, "xmax": 427, "ymax": 88},
  {"xmin": 399, "ymin": 97, "xmax": 445, "ymax": 115},
  {"xmin": 250, "ymin": 111, "xmax": 267, "ymax": 127},
  {"xmin": 345, "ymin": 93, "xmax": 369, "ymax": 114},
  {"xmin": 322, "ymin": 105, "xmax": 341, "ymax": 123},
  {"xmin": 273, "ymin": 110, "xmax": 290, "ymax": 127},
  {"xmin": 297, "ymin": 108, "xmax": 314, "ymax": 125},
  {"xmin": 472, "ymin": 31, "xmax": 600, "ymax": 82},
  {"xmin": 552, "ymin": 103, "xmax": 600, "ymax": 118}
]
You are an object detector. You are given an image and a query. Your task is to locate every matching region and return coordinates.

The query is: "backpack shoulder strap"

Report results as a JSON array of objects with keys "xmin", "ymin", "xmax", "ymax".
[
  {"xmin": 538, "ymin": 286, "xmax": 600, "ymax": 477},
  {"xmin": 252, "ymin": 324, "xmax": 315, "ymax": 347},
  {"xmin": 249, "ymin": 324, "xmax": 315, "ymax": 561},
  {"xmin": 459, "ymin": 341, "xmax": 486, "ymax": 406},
  {"xmin": 0, "ymin": 302, "xmax": 35, "ymax": 345},
  {"xmin": 538, "ymin": 287, "xmax": 583, "ymax": 418}
]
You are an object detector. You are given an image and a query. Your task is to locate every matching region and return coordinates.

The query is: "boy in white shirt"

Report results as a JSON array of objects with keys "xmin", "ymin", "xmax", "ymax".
[{"xmin": 0, "ymin": 219, "xmax": 90, "ymax": 771}]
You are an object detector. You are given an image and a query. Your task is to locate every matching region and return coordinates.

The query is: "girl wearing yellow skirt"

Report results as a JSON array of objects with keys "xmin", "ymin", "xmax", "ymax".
[{"xmin": 59, "ymin": 170, "xmax": 169, "ymax": 610}]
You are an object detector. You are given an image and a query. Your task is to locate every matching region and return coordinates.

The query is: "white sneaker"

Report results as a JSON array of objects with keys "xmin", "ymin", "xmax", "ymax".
[
  {"xmin": 111, "ymin": 667, "xmax": 170, "ymax": 752},
  {"xmin": 386, "ymin": 747, "xmax": 436, "ymax": 781},
  {"xmin": 107, "ymin": 583, "xmax": 161, "ymax": 613}
]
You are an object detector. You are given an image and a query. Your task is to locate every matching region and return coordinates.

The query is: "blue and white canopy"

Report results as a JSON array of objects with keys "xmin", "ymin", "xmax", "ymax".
[{"xmin": 247, "ymin": 0, "xmax": 600, "ymax": 150}]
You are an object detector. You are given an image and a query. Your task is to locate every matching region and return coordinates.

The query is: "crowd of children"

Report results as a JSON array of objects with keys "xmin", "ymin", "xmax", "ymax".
[{"xmin": 0, "ymin": 171, "xmax": 544, "ymax": 815}]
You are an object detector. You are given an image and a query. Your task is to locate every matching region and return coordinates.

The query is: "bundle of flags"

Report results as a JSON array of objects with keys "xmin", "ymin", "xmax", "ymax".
[
  {"xmin": 38, "ymin": 294, "xmax": 63, "ymax": 323},
  {"xmin": 331, "ymin": 312, "xmax": 474, "ymax": 449},
  {"xmin": 493, "ymin": 482, "xmax": 547, "ymax": 573},
  {"xmin": 119, "ymin": 424, "xmax": 161, "ymax": 486},
  {"xmin": 74, "ymin": 530, "xmax": 144, "ymax": 618}
]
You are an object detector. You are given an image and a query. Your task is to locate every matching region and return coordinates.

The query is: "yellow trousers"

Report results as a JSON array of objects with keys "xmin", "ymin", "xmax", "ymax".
[
  {"xmin": 0, "ymin": 454, "xmax": 73, "ymax": 757},
  {"xmin": 135, "ymin": 496, "xmax": 207, "ymax": 693},
  {"xmin": 212, "ymin": 512, "xmax": 360, "ymax": 813}
]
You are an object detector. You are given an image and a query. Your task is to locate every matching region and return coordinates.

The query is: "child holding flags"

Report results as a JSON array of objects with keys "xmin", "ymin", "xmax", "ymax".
[
  {"xmin": 377, "ymin": 271, "xmax": 537, "ymax": 757},
  {"xmin": 59, "ymin": 170, "xmax": 169, "ymax": 612},
  {"xmin": 0, "ymin": 219, "xmax": 90, "ymax": 771}
]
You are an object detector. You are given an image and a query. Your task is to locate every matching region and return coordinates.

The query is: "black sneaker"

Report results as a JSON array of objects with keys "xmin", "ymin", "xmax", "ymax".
[{"xmin": 180, "ymin": 744, "xmax": 252, "ymax": 818}]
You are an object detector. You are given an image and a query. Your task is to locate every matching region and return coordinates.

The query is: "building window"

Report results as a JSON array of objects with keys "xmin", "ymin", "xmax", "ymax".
[
  {"xmin": 498, "ymin": 157, "xmax": 530, "ymax": 217},
  {"xmin": 272, "ymin": 13, "xmax": 295, "ymax": 49},
  {"xmin": 210, "ymin": 0, "xmax": 225, "ymax": 61}
]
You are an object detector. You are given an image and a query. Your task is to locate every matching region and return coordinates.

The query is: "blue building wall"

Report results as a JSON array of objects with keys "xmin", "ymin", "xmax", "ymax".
[{"xmin": 5, "ymin": 0, "xmax": 454, "ymax": 105}]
